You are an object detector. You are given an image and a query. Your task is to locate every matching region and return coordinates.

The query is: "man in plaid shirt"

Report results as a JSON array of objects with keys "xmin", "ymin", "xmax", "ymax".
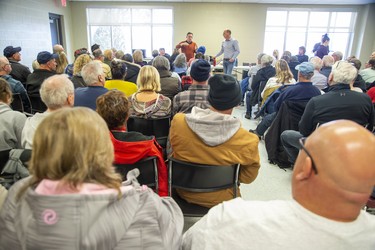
[{"xmin": 172, "ymin": 59, "xmax": 211, "ymax": 116}]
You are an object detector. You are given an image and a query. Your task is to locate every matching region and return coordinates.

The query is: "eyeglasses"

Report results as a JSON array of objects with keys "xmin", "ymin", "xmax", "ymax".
[{"xmin": 299, "ymin": 137, "xmax": 318, "ymax": 174}]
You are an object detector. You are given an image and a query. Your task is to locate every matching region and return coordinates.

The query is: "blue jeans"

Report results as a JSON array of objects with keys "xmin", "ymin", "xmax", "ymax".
[
  {"xmin": 280, "ymin": 130, "xmax": 303, "ymax": 164},
  {"xmin": 240, "ymin": 77, "xmax": 250, "ymax": 101},
  {"xmin": 223, "ymin": 59, "xmax": 235, "ymax": 75}
]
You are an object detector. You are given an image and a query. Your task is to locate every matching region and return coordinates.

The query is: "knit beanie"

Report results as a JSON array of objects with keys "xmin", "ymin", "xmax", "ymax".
[
  {"xmin": 190, "ymin": 59, "xmax": 211, "ymax": 82},
  {"xmin": 208, "ymin": 74, "xmax": 241, "ymax": 110}
]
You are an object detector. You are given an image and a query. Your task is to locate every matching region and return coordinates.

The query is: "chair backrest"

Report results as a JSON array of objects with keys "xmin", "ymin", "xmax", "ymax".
[
  {"xmin": 168, "ymin": 157, "xmax": 240, "ymax": 197},
  {"xmin": 127, "ymin": 116, "xmax": 171, "ymax": 148},
  {"xmin": 11, "ymin": 93, "xmax": 24, "ymax": 112},
  {"xmin": 29, "ymin": 94, "xmax": 47, "ymax": 114},
  {"xmin": 114, "ymin": 156, "xmax": 158, "ymax": 192},
  {"xmin": 0, "ymin": 149, "xmax": 11, "ymax": 173}
]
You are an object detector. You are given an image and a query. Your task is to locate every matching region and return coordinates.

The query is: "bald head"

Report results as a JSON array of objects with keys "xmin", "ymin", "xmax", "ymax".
[{"xmin": 293, "ymin": 120, "xmax": 375, "ymax": 221}]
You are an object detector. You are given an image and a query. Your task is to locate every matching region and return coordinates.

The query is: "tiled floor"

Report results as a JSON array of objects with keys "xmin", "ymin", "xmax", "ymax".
[{"xmin": 183, "ymin": 105, "xmax": 293, "ymax": 232}]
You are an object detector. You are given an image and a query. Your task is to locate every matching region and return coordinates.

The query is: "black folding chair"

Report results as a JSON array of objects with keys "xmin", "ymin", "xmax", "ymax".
[
  {"xmin": 127, "ymin": 116, "xmax": 171, "ymax": 149},
  {"xmin": 29, "ymin": 94, "xmax": 47, "ymax": 114},
  {"xmin": 10, "ymin": 93, "xmax": 24, "ymax": 112},
  {"xmin": 114, "ymin": 156, "xmax": 158, "ymax": 193},
  {"xmin": 168, "ymin": 157, "xmax": 240, "ymax": 217}
]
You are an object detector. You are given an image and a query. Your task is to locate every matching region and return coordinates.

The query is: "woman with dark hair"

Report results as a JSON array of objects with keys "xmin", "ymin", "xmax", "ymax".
[
  {"xmin": 296, "ymin": 46, "xmax": 308, "ymax": 63},
  {"xmin": 105, "ymin": 60, "xmax": 138, "ymax": 97},
  {"xmin": 314, "ymin": 34, "xmax": 330, "ymax": 59}
]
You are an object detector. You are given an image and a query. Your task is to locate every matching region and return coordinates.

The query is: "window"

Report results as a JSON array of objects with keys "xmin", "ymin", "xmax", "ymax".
[
  {"xmin": 264, "ymin": 9, "xmax": 357, "ymax": 59},
  {"xmin": 87, "ymin": 7, "xmax": 173, "ymax": 58}
]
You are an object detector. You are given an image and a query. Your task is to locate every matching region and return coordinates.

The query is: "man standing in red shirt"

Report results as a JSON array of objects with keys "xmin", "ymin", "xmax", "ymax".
[{"xmin": 176, "ymin": 32, "xmax": 198, "ymax": 62}]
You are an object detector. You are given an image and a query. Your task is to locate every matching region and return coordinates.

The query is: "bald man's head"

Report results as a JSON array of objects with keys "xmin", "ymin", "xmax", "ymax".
[{"xmin": 292, "ymin": 120, "xmax": 375, "ymax": 221}]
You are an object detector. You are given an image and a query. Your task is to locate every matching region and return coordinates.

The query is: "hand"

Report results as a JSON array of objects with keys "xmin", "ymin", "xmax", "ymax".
[
  {"xmin": 180, "ymin": 42, "xmax": 189, "ymax": 46},
  {"xmin": 229, "ymin": 58, "xmax": 235, "ymax": 62}
]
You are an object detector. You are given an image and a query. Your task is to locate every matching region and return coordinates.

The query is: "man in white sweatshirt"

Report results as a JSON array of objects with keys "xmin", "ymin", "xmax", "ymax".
[
  {"xmin": 21, "ymin": 75, "xmax": 74, "ymax": 149},
  {"xmin": 182, "ymin": 120, "xmax": 375, "ymax": 250}
]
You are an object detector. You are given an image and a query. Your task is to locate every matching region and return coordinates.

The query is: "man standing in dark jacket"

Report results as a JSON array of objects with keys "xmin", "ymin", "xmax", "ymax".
[{"xmin": 281, "ymin": 61, "xmax": 374, "ymax": 164}]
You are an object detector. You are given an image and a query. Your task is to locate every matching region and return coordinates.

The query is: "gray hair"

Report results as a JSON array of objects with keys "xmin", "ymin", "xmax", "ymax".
[
  {"xmin": 174, "ymin": 53, "xmax": 187, "ymax": 68},
  {"xmin": 257, "ymin": 53, "xmax": 266, "ymax": 63},
  {"xmin": 332, "ymin": 51, "xmax": 343, "ymax": 61},
  {"xmin": 40, "ymin": 75, "xmax": 74, "ymax": 109},
  {"xmin": 81, "ymin": 61, "xmax": 103, "ymax": 86},
  {"xmin": 93, "ymin": 49, "xmax": 103, "ymax": 59},
  {"xmin": 152, "ymin": 56, "xmax": 170, "ymax": 71},
  {"xmin": 331, "ymin": 61, "xmax": 357, "ymax": 85},
  {"xmin": 260, "ymin": 54, "xmax": 273, "ymax": 67},
  {"xmin": 309, "ymin": 56, "xmax": 323, "ymax": 70}
]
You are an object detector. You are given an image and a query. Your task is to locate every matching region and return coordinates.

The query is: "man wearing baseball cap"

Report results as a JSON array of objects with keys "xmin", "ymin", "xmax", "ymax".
[
  {"xmin": 170, "ymin": 74, "xmax": 261, "ymax": 208},
  {"xmin": 249, "ymin": 62, "xmax": 321, "ymax": 139},
  {"xmin": 3, "ymin": 46, "xmax": 31, "ymax": 85},
  {"xmin": 26, "ymin": 51, "xmax": 58, "ymax": 96}
]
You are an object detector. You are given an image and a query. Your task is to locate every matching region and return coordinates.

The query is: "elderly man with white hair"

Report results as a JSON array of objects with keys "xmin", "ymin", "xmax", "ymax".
[
  {"xmin": 74, "ymin": 61, "xmax": 108, "ymax": 110},
  {"xmin": 21, "ymin": 75, "xmax": 74, "ymax": 149},
  {"xmin": 309, "ymin": 56, "xmax": 327, "ymax": 90},
  {"xmin": 332, "ymin": 51, "xmax": 343, "ymax": 62},
  {"xmin": 280, "ymin": 61, "xmax": 374, "ymax": 164}
]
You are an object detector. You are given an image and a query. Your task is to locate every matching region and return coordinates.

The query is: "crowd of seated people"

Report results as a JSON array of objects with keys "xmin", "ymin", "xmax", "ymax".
[{"xmin": 0, "ymin": 39, "xmax": 375, "ymax": 249}]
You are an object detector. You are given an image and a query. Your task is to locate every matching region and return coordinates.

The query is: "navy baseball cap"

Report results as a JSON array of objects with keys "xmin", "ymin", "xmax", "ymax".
[
  {"xmin": 4, "ymin": 46, "xmax": 21, "ymax": 57},
  {"xmin": 37, "ymin": 51, "xmax": 58, "ymax": 64},
  {"xmin": 295, "ymin": 62, "xmax": 314, "ymax": 76}
]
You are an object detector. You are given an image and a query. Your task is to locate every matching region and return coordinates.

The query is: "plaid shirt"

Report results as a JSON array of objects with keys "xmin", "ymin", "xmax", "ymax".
[{"xmin": 172, "ymin": 84, "xmax": 210, "ymax": 116}]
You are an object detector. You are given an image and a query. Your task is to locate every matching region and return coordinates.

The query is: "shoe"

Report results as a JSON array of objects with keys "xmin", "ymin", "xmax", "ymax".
[
  {"xmin": 249, "ymin": 129, "xmax": 261, "ymax": 139},
  {"xmin": 244, "ymin": 113, "xmax": 251, "ymax": 119}
]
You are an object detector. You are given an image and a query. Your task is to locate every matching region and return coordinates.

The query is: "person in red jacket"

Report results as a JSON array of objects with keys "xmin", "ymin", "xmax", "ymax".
[{"xmin": 96, "ymin": 90, "xmax": 168, "ymax": 196}]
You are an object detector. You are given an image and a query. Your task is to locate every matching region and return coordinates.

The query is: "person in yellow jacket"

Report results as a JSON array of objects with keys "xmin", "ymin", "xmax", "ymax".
[
  {"xmin": 170, "ymin": 74, "xmax": 261, "ymax": 208},
  {"xmin": 105, "ymin": 60, "xmax": 138, "ymax": 97}
]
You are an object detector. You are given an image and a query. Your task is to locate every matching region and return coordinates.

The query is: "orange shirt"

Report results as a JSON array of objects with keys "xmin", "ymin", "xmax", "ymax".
[{"xmin": 176, "ymin": 41, "xmax": 197, "ymax": 62}]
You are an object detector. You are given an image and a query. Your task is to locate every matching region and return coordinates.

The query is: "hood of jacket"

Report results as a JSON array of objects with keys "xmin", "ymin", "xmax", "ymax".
[
  {"xmin": 185, "ymin": 107, "xmax": 241, "ymax": 147},
  {"xmin": 0, "ymin": 102, "xmax": 11, "ymax": 114}
]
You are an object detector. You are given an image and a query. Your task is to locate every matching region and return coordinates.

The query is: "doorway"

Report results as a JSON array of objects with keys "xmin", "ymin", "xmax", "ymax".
[{"xmin": 49, "ymin": 13, "xmax": 63, "ymax": 49}]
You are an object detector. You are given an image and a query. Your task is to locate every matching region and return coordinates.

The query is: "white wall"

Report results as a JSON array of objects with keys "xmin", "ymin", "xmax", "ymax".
[{"xmin": 0, "ymin": 0, "xmax": 73, "ymax": 69}]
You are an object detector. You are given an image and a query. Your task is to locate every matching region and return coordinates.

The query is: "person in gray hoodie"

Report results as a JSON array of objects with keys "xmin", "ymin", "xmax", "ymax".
[
  {"xmin": 0, "ymin": 78, "xmax": 26, "ymax": 151},
  {"xmin": 0, "ymin": 107, "xmax": 183, "ymax": 249}
]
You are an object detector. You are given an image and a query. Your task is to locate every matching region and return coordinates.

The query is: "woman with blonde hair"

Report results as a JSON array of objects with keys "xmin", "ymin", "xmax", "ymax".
[
  {"xmin": 129, "ymin": 65, "xmax": 171, "ymax": 118},
  {"xmin": 261, "ymin": 59, "xmax": 296, "ymax": 104},
  {"xmin": 0, "ymin": 107, "xmax": 183, "ymax": 249},
  {"xmin": 55, "ymin": 51, "xmax": 69, "ymax": 74},
  {"xmin": 71, "ymin": 54, "xmax": 92, "ymax": 88}
]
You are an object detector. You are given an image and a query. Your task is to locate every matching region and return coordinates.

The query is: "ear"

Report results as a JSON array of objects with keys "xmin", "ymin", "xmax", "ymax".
[
  {"xmin": 67, "ymin": 94, "xmax": 74, "ymax": 106},
  {"xmin": 328, "ymin": 73, "xmax": 333, "ymax": 85},
  {"xmin": 295, "ymin": 156, "xmax": 314, "ymax": 181}
]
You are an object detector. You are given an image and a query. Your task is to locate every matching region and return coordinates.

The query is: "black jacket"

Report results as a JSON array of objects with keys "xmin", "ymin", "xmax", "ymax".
[
  {"xmin": 9, "ymin": 59, "xmax": 31, "ymax": 85},
  {"xmin": 249, "ymin": 65, "xmax": 276, "ymax": 106},
  {"xmin": 265, "ymin": 100, "xmax": 308, "ymax": 167},
  {"xmin": 124, "ymin": 62, "xmax": 141, "ymax": 84},
  {"xmin": 299, "ymin": 83, "xmax": 374, "ymax": 136},
  {"xmin": 26, "ymin": 69, "xmax": 56, "ymax": 96}
]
